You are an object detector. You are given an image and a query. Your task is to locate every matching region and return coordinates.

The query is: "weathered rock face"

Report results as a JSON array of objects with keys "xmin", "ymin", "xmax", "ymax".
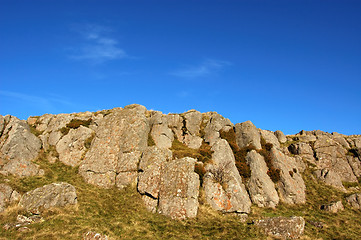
[
  {"xmin": 19, "ymin": 182, "xmax": 77, "ymax": 214},
  {"xmin": 203, "ymin": 112, "xmax": 233, "ymax": 146},
  {"xmin": 275, "ymin": 130, "xmax": 287, "ymax": 144},
  {"xmin": 158, "ymin": 157, "xmax": 200, "ymax": 219},
  {"xmin": 246, "ymin": 150, "xmax": 279, "ymax": 208},
  {"xmin": 149, "ymin": 111, "xmax": 174, "ymax": 149},
  {"xmin": 288, "ymin": 143, "xmax": 315, "ymax": 164},
  {"xmin": 204, "ymin": 139, "xmax": 251, "ymax": 213},
  {"xmin": 0, "ymin": 115, "xmax": 42, "ymax": 177},
  {"xmin": 271, "ymin": 148, "xmax": 306, "ymax": 204},
  {"xmin": 320, "ymin": 201, "xmax": 344, "ymax": 213},
  {"xmin": 56, "ymin": 126, "xmax": 95, "ymax": 167},
  {"xmin": 313, "ymin": 168, "xmax": 346, "ymax": 191},
  {"xmin": 260, "ymin": 130, "xmax": 280, "ymax": 149},
  {"xmin": 138, "ymin": 146, "xmax": 172, "ymax": 199},
  {"xmin": 314, "ymin": 135, "xmax": 357, "ymax": 184},
  {"xmin": 345, "ymin": 193, "xmax": 361, "ymax": 209},
  {"xmin": 235, "ymin": 121, "xmax": 261, "ymax": 149},
  {"xmin": 255, "ymin": 216, "xmax": 305, "ymax": 239},
  {"xmin": 182, "ymin": 110, "xmax": 203, "ymax": 149},
  {"xmin": 0, "ymin": 183, "xmax": 21, "ymax": 212},
  {"xmin": 79, "ymin": 105, "xmax": 149, "ymax": 188}
]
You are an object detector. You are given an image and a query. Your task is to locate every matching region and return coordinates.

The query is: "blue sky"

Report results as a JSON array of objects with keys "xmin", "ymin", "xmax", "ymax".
[{"xmin": 1, "ymin": 0, "xmax": 360, "ymax": 135}]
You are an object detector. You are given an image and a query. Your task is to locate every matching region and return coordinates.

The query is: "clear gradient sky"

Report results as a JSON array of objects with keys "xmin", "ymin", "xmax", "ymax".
[{"xmin": 1, "ymin": 0, "xmax": 360, "ymax": 135}]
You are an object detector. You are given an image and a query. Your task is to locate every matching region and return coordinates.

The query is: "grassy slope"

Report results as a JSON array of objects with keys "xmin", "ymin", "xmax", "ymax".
[{"xmin": 0, "ymin": 150, "xmax": 360, "ymax": 239}]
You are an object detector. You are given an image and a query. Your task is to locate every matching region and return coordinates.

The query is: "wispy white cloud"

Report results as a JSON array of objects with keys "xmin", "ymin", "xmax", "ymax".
[
  {"xmin": 69, "ymin": 24, "xmax": 127, "ymax": 64},
  {"xmin": 0, "ymin": 90, "xmax": 77, "ymax": 113},
  {"xmin": 171, "ymin": 59, "xmax": 231, "ymax": 78}
]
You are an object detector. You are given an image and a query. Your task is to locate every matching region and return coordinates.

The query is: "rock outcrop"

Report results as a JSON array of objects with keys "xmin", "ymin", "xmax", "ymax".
[
  {"xmin": 158, "ymin": 157, "xmax": 200, "ymax": 219},
  {"xmin": 255, "ymin": 216, "xmax": 305, "ymax": 239},
  {"xmin": 0, "ymin": 183, "xmax": 21, "ymax": 212},
  {"xmin": 1, "ymin": 104, "xmax": 361, "ymax": 222},
  {"xmin": 19, "ymin": 182, "xmax": 77, "ymax": 214},
  {"xmin": 345, "ymin": 193, "xmax": 361, "ymax": 209},
  {"xmin": 246, "ymin": 150, "xmax": 279, "ymax": 208},
  {"xmin": 0, "ymin": 115, "xmax": 43, "ymax": 177}
]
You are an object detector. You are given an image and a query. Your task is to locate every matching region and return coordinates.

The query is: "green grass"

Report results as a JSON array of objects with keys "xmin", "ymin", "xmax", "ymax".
[{"xmin": 0, "ymin": 149, "xmax": 360, "ymax": 239}]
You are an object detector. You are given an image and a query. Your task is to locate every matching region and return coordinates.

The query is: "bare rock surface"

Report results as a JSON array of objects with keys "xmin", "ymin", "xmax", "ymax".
[
  {"xmin": 314, "ymin": 135, "xmax": 357, "ymax": 183},
  {"xmin": 320, "ymin": 200, "xmax": 344, "ymax": 213},
  {"xmin": 0, "ymin": 183, "xmax": 21, "ymax": 212},
  {"xmin": 203, "ymin": 112, "xmax": 233, "ymax": 146},
  {"xmin": 158, "ymin": 157, "xmax": 200, "ymax": 219},
  {"xmin": 138, "ymin": 146, "xmax": 172, "ymax": 198},
  {"xmin": 271, "ymin": 148, "xmax": 306, "ymax": 204},
  {"xmin": 235, "ymin": 121, "xmax": 261, "ymax": 149},
  {"xmin": 345, "ymin": 193, "xmax": 361, "ymax": 209},
  {"xmin": 275, "ymin": 130, "xmax": 287, "ymax": 144},
  {"xmin": 79, "ymin": 105, "xmax": 149, "ymax": 188},
  {"xmin": 255, "ymin": 216, "xmax": 305, "ymax": 239},
  {"xmin": 246, "ymin": 150, "xmax": 279, "ymax": 208},
  {"xmin": 182, "ymin": 110, "xmax": 203, "ymax": 149},
  {"xmin": 56, "ymin": 126, "xmax": 94, "ymax": 167},
  {"xmin": 19, "ymin": 182, "xmax": 77, "ymax": 214},
  {"xmin": 0, "ymin": 115, "xmax": 42, "ymax": 177},
  {"xmin": 204, "ymin": 139, "xmax": 251, "ymax": 213},
  {"xmin": 313, "ymin": 168, "xmax": 345, "ymax": 191},
  {"xmin": 260, "ymin": 130, "xmax": 280, "ymax": 149}
]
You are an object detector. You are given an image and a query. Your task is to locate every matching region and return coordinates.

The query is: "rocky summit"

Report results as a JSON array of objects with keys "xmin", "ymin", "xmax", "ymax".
[{"xmin": 0, "ymin": 104, "xmax": 360, "ymax": 239}]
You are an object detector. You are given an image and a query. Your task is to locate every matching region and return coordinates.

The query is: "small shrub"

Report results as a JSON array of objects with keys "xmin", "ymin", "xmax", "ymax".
[
  {"xmin": 66, "ymin": 118, "xmax": 92, "ymax": 129},
  {"xmin": 148, "ymin": 133, "xmax": 155, "ymax": 146},
  {"xmin": 84, "ymin": 133, "xmax": 96, "ymax": 149},
  {"xmin": 59, "ymin": 127, "xmax": 70, "ymax": 135}
]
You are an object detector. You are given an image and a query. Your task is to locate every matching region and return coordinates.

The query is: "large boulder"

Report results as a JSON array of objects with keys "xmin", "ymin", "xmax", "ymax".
[
  {"xmin": 288, "ymin": 143, "xmax": 315, "ymax": 164},
  {"xmin": 235, "ymin": 121, "xmax": 261, "ymax": 149},
  {"xmin": 275, "ymin": 130, "xmax": 287, "ymax": 144},
  {"xmin": 79, "ymin": 105, "xmax": 149, "ymax": 188},
  {"xmin": 204, "ymin": 139, "xmax": 251, "ymax": 213},
  {"xmin": 313, "ymin": 168, "xmax": 345, "ymax": 191},
  {"xmin": 0, "ymin": 115, "xmax": 43, "ymax": 177},
  {"xmin": 255, "ymin": 216, "xmax": 305, "ymax": 239},
  {"xmin": 271, "ymin": 148, "xmax": 306, "ymax": 204},
  {"xmin": 260, "ymin": 130, "xmax": 280, "ymax": 149},
  {"xmin": 246, "ymin": 150, "xmax": 279, "ymax": 208},
  {"xmin": 158, "ymin": 157, "xmax": 200, "ymax": 219},
  {"xmin": 56, "ymin": 126, "xmax": 95, "ymax": 167},
  {"xmin": 0, "ymin": 183, "xmax": 21, "ymax": 212},
  {"xmin": 19, "ymin": 182, "xmax": 77, "ymax": 214}
]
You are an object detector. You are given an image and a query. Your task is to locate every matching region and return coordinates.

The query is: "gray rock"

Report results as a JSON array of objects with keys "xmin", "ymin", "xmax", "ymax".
[
  {"xmin": 246, "ymin": 150, "xmax": 279, "ymax": 208},
  {"xmin": 235, "ymin": 121, "xmax": 261, "ymax": 149},
  {"xmin": 56, "ymin": 126, "xmax": 94, "ymax": 167},
  {"xmin": 288, "ymin": 143, "xmax": 315, "ymax": 164},
  {"xmin": 115, "ymin": 171, "xmax": 138, "ymax": 189},
  {"xmin": 275, "ymin": 130, "xmax": 287, "ymax": 144},
  {"xmin": 0, "ymin": 183, "xmax": 21, "ymax": 212},
  {"xmin": 142, "ymin": 195, "xmax": 158, "ymax": 213},
  {"xmin": 314, "ymin": 136, "xmax": 357, "ymax": 183},
  {"xmin": 204, "ymin": 139, "xmax": 251, "ymax": 213},
  {"xmin": 203, "ymin": 112, "xmax": 233, "ymax": 146},
  {"xmin": 260, "ymin": 130, "xmax": 280, "ymax": 149},
  {"xmin": 138, "ymin": 146, "xmax": 172, "ymax": 198},
  {"xmin": 182, "ymin": 110, "xmax": 203, "ymax": 149},
  {"xmin": 255, "ymin": 216, "xmax": 305, "ymax": 239},
  {"xmin": 19, "ymin": 182, "xmax": 77, "ymax": 214},
  {"xmin": 320, "ymin": 200, "xmax": 344, "ymax": 213},
  {"xmin": 313, "ymin": 168, "xmax": 345, "ymax": 191},
  {"xmin": 79, "ymin": 105, "xmax": 149, "ymax": 188},
  {"xmin": 271, "ymin": 148, "xmax": 306, "ymax": 204},
  {"xmin": 347, "ymin": 155, "xmax": 361, "ymax": 178},
  {"xmin": 158, "ymin": 157, "xmax": 200, "ymax": 219},
  {"xmin": 0, "ymin": 116, "xmax": 43, "ymax": 177},
  {"xmin": 345, "ymin": 193, "xmax": 361, "ymax": 209},
  {"xmin": 166, "ymin": 114, "xmax": 183, "ymax": 141},
  {"xmin": 151, "ymin": 123, "xmax": 174, "ymax": 149}
]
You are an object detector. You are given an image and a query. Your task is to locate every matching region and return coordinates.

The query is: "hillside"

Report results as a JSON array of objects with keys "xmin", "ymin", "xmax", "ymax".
[{"xmin": 0, "ymin": 104, "xmax": 360, "ymax": 239}]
